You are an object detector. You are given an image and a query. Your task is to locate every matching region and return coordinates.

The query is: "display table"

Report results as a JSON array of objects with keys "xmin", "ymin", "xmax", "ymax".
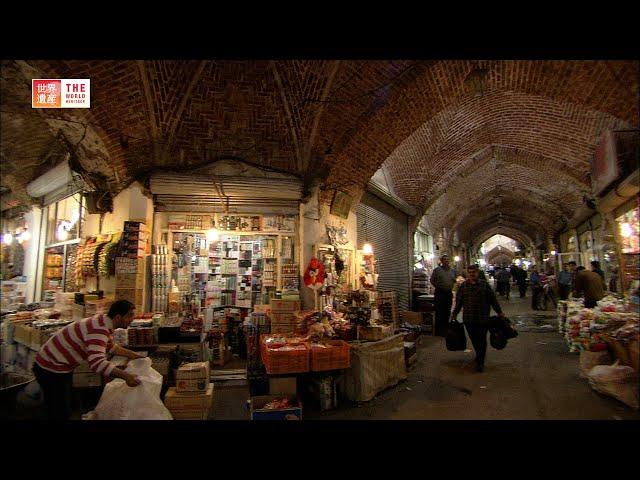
[{"xmin": 340, "ymin": 334, "xmax": 407, "ymax": 402}]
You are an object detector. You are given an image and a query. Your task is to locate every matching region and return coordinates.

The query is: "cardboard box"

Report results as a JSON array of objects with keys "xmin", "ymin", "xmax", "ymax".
[
  {"xmin": 176, "ymin": 377, "xmax": 210, "ymax": 393},
  {"xmin": 270, "ymin": 313, "xmax": 296, "ymax": 324},
  {"xmin": 401, "ymin": 311, "xmax": 423, "ymax": 326},
  {"xmin": 357, "ymin": 324, "xmax": 393, "ymax": 341},
  {"xmin": 176, "ymin": 361, "xmax": 211, "ymax": 381},
  {"xmin": 165, "ymin": 384, "xmax": 214, "ymax": 419},
  {"xmin": 269, "ymin": 376, "xmax": 297, "ymax": 396},
  {"xmin": 270, "ymin": 300, "xmax": 301, "ymax": 312},
  {"xmin": 249, "ymin": 395, "xmax": 302, "ymax": 420},
  {"xmin": 13, "ymin": 323, "xmax": 33, "ymax": 347}
]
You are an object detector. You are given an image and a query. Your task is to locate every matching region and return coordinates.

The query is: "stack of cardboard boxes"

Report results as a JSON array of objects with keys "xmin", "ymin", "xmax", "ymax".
[
  {"xmin": 269, "ymin": 299, "xmax": 301, "ymax": 334},
  {"xmin": 164, "ymin": 362, "xmax": 214, "ymax": 420}
]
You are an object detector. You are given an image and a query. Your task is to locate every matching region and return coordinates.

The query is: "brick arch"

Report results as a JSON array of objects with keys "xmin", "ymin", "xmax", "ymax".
[
  {"xmin": 380, "ymin": 90, "xmax": 628, "ymax": 212},
  {"xmin": 471, "ymin": 228, "xmax": 534, "ymax": 254},
  {"xmin": 325, "ymin": 60, "xmax": 638, "ymax": 198},
  {"xmin": 460, "ymin": 212, "xmax": 548, "ymax": 245}
]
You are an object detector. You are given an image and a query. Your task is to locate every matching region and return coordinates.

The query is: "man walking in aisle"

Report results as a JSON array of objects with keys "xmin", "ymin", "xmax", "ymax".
[
  {"xmin": 450, "ymin": 264, "xmax": 505, "ymax": 372},
  {"xmin": 32, "ymin": 300, "xmax": 145, "ymax": 420},
  {"xmin": 496, "ymin": 266, "xmax": 512, "ymax": 299},
  {"xmin": 516, "ymin": 266, "xmax": 528, "ymax": 298},
  {"xmin": 557, "ymin": 263, "xmax": 572, "ymax": 300},
  {"xmin": 430, "ymin": 254, "xmax": 456, "ymax": 337},
  {"xmin": 573, "ymin": 266, "xmax": 607, "ymax": 308},
  {"xmin": 591, "ymin": 260, "xmax": 605, "ymax": 281},
  {"xmin": 530, "ymin": 267, "xmax": 542, "ymax": 309}
]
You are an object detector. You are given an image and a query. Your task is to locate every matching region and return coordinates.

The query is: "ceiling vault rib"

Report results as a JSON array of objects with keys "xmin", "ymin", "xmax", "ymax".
[
  {"xmin": 269, "ymin": 61, "xmax": 303, "ymax": 172},
  {"xmin": 167, "ymin": 60, "xmax": 207, "ymax": 146}
]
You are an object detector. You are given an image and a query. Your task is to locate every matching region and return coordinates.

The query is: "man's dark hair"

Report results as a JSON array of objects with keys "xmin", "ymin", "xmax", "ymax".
[
  {"xmin": 576, "ymin": 266, "xmax": 586, "ymax": 272},
  {"xmin": 108, "ymin": 300, "xmax": 135, "ymax": 319},
  {"xmin": 568, "ymin": 261, "xmax": 577, "ymax": 266},
  {"xmin": 591, "ymin": 260, "xmax": 600, "ymax": 268},
  {"xmin": 467, "ymin": 264, "xmax": 479, "ymax": 271}
]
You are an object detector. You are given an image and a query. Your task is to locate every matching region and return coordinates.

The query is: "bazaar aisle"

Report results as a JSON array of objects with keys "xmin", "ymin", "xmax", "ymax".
[{"xmin": 310, "ymin": 295, "xmax": 640, "ymax": 420}]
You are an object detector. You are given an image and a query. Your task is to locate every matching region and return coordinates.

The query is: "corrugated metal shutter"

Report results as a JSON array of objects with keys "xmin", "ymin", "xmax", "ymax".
[
  {"xmin": 149, "ymin": 172, "xmax": 303, "ymax": 214},
  {"xmin": 357, "ymin": 191, "xmax": 410, "ymax": 311}
]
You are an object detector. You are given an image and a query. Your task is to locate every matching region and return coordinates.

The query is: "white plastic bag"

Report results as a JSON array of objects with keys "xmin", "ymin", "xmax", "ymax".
[
  {"xmin": 587, "ymin": 361, "xmax": 639, "ymax": 409},
  {"xmin": 579, "ymin": 350, "xmax": 611, "ymax": 378},
  {"xmin": 90, "ymin": 357, "xmax": 173, "ymax": 420}
]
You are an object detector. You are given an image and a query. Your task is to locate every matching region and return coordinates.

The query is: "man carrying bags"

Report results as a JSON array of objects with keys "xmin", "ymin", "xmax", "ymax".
[{"xmin": 450, "ymin": 264, "xmax": 505, "ymax": 372}]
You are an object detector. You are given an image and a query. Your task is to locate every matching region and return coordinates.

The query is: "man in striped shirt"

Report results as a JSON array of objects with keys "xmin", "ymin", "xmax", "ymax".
[{"xmin": 33, "ymin": 300, "xmax": 144, "ymax": 420}]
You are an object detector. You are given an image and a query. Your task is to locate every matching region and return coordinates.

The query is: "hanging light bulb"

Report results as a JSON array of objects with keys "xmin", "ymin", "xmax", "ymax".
[
  {"xmin": 57, "ymin": 225, "xmax": 69, "ymax": 241},
  {"xmin": 454, "ymin": 255, "xmax": 461, "ymax": 262},
  {"xmin": 363, "ymin": 243, "xmax": 373, "ymax": 255},
  {"xmin": 206, "ymin": 228, "xmax": 220, "ymax": 242},
  {"xmin": 2, "ymin": 233, "xmax": 13, "ymax": 245},
  {"xmin": 550, "ymin": 250, "xmax": 557, "ymax": 256},
  {"xmin": 620, "ymin": 222, "xmax": 632, "ymax": 238}
]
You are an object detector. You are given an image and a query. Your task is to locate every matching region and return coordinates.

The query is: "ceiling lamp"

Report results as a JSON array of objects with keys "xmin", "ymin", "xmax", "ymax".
[
  {"xmin": 2, "ymin": 233, "xmax": 13, "ymax": 245},
  {"xmin": 206, "ymin": 228, "xmax": 220, "ymax": 242}
]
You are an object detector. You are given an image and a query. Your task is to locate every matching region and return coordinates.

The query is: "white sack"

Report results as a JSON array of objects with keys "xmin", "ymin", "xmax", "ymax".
[
  {"xmin": 90, "ymin": 357, "xmax": 173, "ymax": 420},
  {"xmin": 587, "ymin": 362, "xmax": 639, "ymax": 410}
]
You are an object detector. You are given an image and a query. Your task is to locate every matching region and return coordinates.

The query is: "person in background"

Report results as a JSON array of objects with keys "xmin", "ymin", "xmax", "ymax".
[
  {"xmin": 477, "ymin": 265, "xmax": 487, "ymax": 281},
  {"xmin": 33, "ymin": 300, "xmax": 144, "ymax": 420},
  {"xmin": 496, "ymin": 266, "xmax": 512, "ymax": 299},
  {"xmin": 567, "ymin": 261, "xmax": 578, "ymax": 287},
  {"xmin": 450, "ymin": 264, "xmax": 505, "ymax": 372},
  {"xmin": 591, "ymin": 260, "xmax": 605, "ymax": 281},
  {"xmin": 557, "ymin": 263, "xmax": 573, "ymax": 300},
  {"xmin": 430, "ymin": 254, "xmax": 456, "ymax": 337},
  {"xmin": 516, "ymin": 266, "xmax": 528, "ymax": 298},
  {"xmin": 573, "ymin": 266, "xmax": 607, "ymax": 308},
  {"xmin": 530, "ymin": 267, "xmax": 542, "ymax": 310}
]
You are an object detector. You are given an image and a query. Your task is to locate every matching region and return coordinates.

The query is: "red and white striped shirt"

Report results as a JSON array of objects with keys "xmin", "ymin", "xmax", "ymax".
[{"xmin": 35, "ymin": 313, "xmax": 117, "ymax": 376}]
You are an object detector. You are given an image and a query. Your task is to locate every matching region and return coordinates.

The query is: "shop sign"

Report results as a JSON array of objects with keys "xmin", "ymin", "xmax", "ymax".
[
  {"xmin": 330, "ymin": 191, "xmax": 353, "ymax": 219},
  {"xmin": 32, "ymin": 79, "xmax": 90, "ymax": 108},
  {"xmin": 591, "ymin": 130, "xmax": 619, "ymax": 195}
]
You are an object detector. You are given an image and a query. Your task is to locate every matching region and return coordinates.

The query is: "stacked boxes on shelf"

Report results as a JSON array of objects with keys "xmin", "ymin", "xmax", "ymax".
[
  {"xmin": 120, "ymin": 221, "xmax": 149, "ymax": 258},
  {"xmin": 151, "ymin": 244, "xmax": 170, "ymax": 312},
  {"xmin": 165, "ymin": 362, "xmax": 214, "ymax": 420},
  {"xmin": 115, "ymin": 257, "xmax": 145, "ymax": 312},
  {"xmin": 269, "ymin": 299, "xmax": 301, "ymax": 334}
]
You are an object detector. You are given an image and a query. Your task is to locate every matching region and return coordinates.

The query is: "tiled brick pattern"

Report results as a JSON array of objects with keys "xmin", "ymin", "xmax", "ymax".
[{"xmin": 1, "ymin": 59, "xmax": 638, "ymax": 249}]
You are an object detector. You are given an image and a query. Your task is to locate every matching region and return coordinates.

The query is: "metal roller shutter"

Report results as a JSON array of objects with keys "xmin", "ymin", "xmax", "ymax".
[{"xmin": 357, "ymin": 191, "xmax": 410, "ymax": 311}]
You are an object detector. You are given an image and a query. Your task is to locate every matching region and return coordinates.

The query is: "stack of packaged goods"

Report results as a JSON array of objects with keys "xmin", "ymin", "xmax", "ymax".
[
  {"xmin": 128, "ymin": 316, "xmax": 155, "ymax": 346},
  {"xmin": 120, "ymin": 221, "xmax": 149, "ymax": 258},
  {"xmin": 164, "ymin": 362, "xmax": 214, "ymax": 420},
  {"xmin": 269, "ymin": 299, "xmax": 301, "ymax": 334},
  {"xmin": 151, "ymin": 244, "xmax": 169, "ymax": 312},
  {"xmin": 54, "ymin": 292, "xmax": 76, "ymax": 319},
  {"xmin": 115, "ymin": 257, "xmax": 145, "ymax": 312}
]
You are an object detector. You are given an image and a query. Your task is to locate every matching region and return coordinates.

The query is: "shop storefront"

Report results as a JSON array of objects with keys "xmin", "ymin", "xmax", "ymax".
[{"xmin": 614, "ymin": 197, "xmax": 639, "ymax": 296}]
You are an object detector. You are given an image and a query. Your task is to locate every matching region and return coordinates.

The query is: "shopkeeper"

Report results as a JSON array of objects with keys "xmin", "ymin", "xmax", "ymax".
[
  {"xmin": 32, "ymin": 300, "xmax": 145, "ymax": 420},
  {"xmin": 430, "ymin": 254, "xmax": 457, "ymax": 337}
]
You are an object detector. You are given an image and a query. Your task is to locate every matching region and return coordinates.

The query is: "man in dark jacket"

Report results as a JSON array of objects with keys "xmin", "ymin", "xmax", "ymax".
[
  {"xmin": 590, "ymin": 260, "xmax": 605, "ymax": 281},
  {"xmin": 430, "ymin": 254, "xmax": 456, "ymax": 337},
  {"xmin": 450, "ymin": 264, "xmax": 505, "ymax": 372}
]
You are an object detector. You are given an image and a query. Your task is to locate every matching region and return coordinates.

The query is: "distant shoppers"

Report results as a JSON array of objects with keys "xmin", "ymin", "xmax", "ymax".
[
  {"xmin": 590, "ymin": 260, "xmax": 605, "ymax": 281},
  {"xmin": 430, "ymin": 254, "xmax": 456, "ymax": 337},
  {"xmin": 530, "ymin": 267, "xmax": 542, "ymax": 310},
  {"xmin": 557, "ymin": 263, "xmax": 572, "ymax": 300},
  {"xmin": 496, "ymin": 267, "xmax": 512, "ymax": 299},
  {"xmin": 516, "ymin": 266, "xmax": 528, "ymax": 298},
  {"xmin": 573, "ymin": 266, "xmax": 607, "ymax": 308},
  {"xmin": 450, "ymin": 264, "xmax": 505, "ymax": 372}
]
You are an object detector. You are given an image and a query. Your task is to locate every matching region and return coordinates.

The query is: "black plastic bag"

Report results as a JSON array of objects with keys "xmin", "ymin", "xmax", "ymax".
[
  {"xmin": 488, "ymin": 316, "xmax": 518, "ymax": 350},
  {"xmin": 446, "ymin": 320, "xmax": 467, "ymax": 351}
]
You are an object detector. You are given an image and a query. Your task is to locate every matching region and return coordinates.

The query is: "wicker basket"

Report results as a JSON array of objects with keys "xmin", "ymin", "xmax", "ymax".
[{"xmin": 309, "ymin": 340, "xmax": 351, "ymax": 371}]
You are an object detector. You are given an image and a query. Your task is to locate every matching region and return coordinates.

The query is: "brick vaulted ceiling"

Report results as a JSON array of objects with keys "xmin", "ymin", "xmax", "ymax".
[{"xmin": 1, "ymin": 59, "xmax": 638, "ymax": 244}]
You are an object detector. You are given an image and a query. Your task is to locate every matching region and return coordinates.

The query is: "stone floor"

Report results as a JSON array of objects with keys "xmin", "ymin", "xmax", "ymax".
[
  {"xmin": 8, "ymin": 292, "xmax": 639, "ymax": 420},
  {"xmin": 308, "ymin": 294, "xmax": 640, "ymax": 420}
]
